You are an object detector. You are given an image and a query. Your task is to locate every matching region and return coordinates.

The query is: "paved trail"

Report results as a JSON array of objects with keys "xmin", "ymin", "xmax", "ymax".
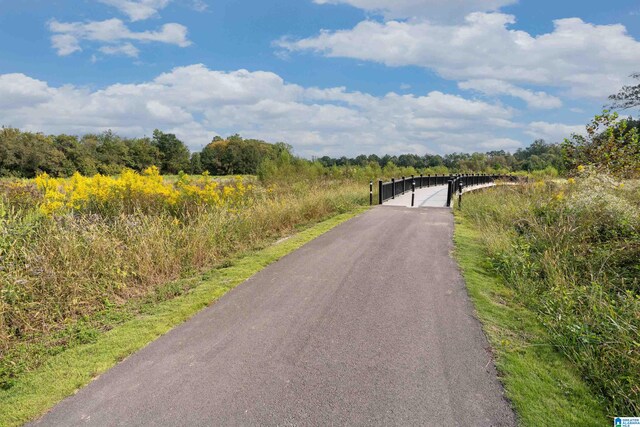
[{"xmin": 33, "ymin": 207, "xmax": 515, "ymax": 426}]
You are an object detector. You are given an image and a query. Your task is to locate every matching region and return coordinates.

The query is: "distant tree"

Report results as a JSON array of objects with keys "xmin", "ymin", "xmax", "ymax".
[
  {"xmin": 126, "ymin": 137, "xmax": 161, "ymax": 171},
  {"xmin": 190, "ymin": 152, "xmax": 203, "ymax": 175},
  {"xmin": 367, "ymin": 154, "xmax": 381, "ymax": 165},
  {"xmin": 81, "ymin": 131, "xmax": 130, "ymax": 175},
  {"xmin": 53, "ymin": 134, "xmax": 98, "ymax": 176},
  {"xmin": 608, "ymin": 73, "xmax": 640, "ymax": 110},
  {"xmin": 354, "ymin": 154, "xmax": 368, "ymax": 166},
  {"xmin": 514, "ymin": 139, "xmax": 565, "ymax": 172},
  {"xmin": 397, "ymin": 154, "xmax": 421, "ymax": 168},
  {"xmin": 443, "ymin": 152, "xmax": 471, "ymax": 170},
  {"xmin": 152, "ymin": 130, "xmax": 190, "ymax": 174},
  {"xmin": 0, "ymin": 128, "xmax": 67, "ymax": 177},
  {"xmin": 317, "ymin": 156, "xmax": 334, "ymax": 167},
  {"xmin": 200, "ymin": 135, "xmax": 278, "ymax": 175},
  {"xmin": 424, "ymin": 154, "xmax": 444, "ymax": 168}
]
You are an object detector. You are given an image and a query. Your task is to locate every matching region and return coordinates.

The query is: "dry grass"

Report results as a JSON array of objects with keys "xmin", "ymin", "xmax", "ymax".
[
  {"xmin": 459, "ymin": 171, "xmax": 640, "ymax": 415},
  {"xmin": 0, "ymin": 172, "xmax": 368, "ymax": 389}
]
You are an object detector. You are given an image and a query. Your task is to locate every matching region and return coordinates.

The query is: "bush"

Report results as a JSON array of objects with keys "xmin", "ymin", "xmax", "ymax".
[
  {"xmin": 563, "ymin": 111, "xmax": 640, "ymax": 179},
  {"xmin": 460, "ymin": 172, "xmax": 640, "ymax": 415}
]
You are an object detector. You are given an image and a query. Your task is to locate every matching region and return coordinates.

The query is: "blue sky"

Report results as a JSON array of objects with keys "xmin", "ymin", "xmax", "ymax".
[{"xmin": 1, "ymin": 0, "xmax": 639, "ymax": 156}]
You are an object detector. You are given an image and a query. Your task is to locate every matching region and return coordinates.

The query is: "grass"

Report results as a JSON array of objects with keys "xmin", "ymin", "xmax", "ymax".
[
  {"xmin": 456, "ymin": 175, "xmax": 640, "ymax": 415},
  {"xmin": 0, "ymin": 208, "xmax": 366, "ymax": 427},
  {"xmin": 454, "ymin": 215, "xmax": 609, "ymax": 426},
  {"xmin": 0, "ymin": 172, "xmax": 369, "ymax": 388}
]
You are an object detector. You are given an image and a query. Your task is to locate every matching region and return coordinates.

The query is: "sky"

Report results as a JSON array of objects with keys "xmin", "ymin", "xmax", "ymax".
[{"xmin": 1, "ymin": 0, "xmax": 639, "ymax": 157}]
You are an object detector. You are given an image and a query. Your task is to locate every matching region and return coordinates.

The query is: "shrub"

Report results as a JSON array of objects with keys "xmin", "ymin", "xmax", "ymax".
[{"xmin": 460, "ymin": 172, "xmax": 640, "ymax": 415}]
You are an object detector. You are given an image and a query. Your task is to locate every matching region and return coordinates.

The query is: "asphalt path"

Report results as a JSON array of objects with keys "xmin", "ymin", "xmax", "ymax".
[{"xmin": 32, "ymin": 207, "xmax": 516, "ymax": 426}]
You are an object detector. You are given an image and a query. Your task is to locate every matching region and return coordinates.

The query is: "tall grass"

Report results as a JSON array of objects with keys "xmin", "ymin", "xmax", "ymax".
[
  {"xmin": 0, "ymin": 169, "xmax": 368, "ymax": 389},
  {"xmin": 460, "ymin": 171, "xmax": 640, "ymax": 415}
]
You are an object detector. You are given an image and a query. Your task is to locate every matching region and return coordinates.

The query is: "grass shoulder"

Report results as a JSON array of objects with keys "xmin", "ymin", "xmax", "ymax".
[
  {"xmin": 453, "ymin": 215, "xmax": 609, "ymax": 427},
  {"xmin": 0, "ymin": 207, "xmax": 367, "ymax": 427}
]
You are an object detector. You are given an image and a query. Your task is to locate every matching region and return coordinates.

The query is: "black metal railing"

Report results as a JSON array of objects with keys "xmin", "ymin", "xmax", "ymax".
[{"xmin": 376, "ymin": 174, "xmax": 522, "ymax": 206}]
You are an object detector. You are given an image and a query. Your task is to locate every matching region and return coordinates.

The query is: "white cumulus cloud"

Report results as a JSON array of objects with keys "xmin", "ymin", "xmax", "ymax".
[
  {"xmin": 98, "ymin": 0, "xmax": 172, "ymax": 21},
  {"xmin": 312, "ymin": 0, "xmax": 516, "ymax": 21},
  {"xmin": 278, "ymin": 12, "xmax": 640, "ymax": 99},
  {"xmin": 458, "ymin": 79, "xmax": 562, "ymax": 109},
  {"xmin": 526, "ymin": 121, "xmax": 584, "ymax": 143},
  {"xmin": 99, "ymin": 42, "xmax": 140, "ymax": 57},
  {"xmin": 48, "ymin": 18, "xmax": 191, "ymax": 56},
  {"xmin": 0, "ymin": 65, "xmax": 539, "ymax": 156}
]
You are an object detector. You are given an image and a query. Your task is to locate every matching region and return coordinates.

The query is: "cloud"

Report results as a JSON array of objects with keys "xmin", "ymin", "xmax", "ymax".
[
  {"xmin": 190, "ymin": 0, "xmax": 209, "ymax": 12},
  {"xmin": 278, "ymin": 13, "xmax": 640, "ymax": 99},
  {"xmin": 98, "ymin": 0, "xmax": 172, "ymax": 21},
  {"xmin": 51, "ymin": 34, "xmax": 82, "ymax": 56},
  {"xmin": 478, "ymin": 137, "xmax": 522, "ymax": 150},
  {"xmin": 525, "ymin": 121, "xmax": 584, "ymax": 142},
  {"xmin": 48, "ymin": 18, "xmax": 191, "ymax": 56},
  {"xmin": 458, "ymin": 79, "xmax": 562, "ymax": 109},
  {"xmin": 99, "ymin": 43, "xmax": 140, "ymax": 57},
  {"xmin": 0, "ymin": 65, "xmax": 534, "ymax": 156},
  {"xmin": 312, "ymin": 0, "xmax": 516, "ymax": 21},
  {"xmin": 0, "ymin": 74, "xmax": 54, "ymax": 109}
]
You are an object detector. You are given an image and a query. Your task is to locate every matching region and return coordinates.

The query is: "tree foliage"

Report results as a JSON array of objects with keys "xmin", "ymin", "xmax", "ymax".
[
  {"xmin": 316, "ymin": 143, "xmax": 563, "ymax": 174},
  {"xmin": 152, "ymin": 130, "xmax": 190, "ymax": 175},
  {"xmin": 0, "ymin": 128, "xmax": 190, "ymax": 177},
  {"xmin": 200, "ymin": 134, "xmax": 283, "ymax": 175},
  {"xmin": 1, "ymin": 126, "xmax": 569, "ymax": 178},
  {"xmin": 563, "ymin": 111, "xmax": 640, "ymax": 178},
  {"xmin": 608, "ymin": 73, "xmax": 640, "ymax": 110}
]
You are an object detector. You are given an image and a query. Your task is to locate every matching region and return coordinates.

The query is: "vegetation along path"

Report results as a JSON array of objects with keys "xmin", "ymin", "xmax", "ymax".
[{"xmin": 31, "ymin": 207, "xmax": 516, "ymax": 426}]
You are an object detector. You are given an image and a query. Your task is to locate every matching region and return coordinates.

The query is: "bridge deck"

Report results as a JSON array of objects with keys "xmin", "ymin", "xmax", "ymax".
[{"xmin": 382, "ymin": 183, "xmax": 496, "ymax": 208}]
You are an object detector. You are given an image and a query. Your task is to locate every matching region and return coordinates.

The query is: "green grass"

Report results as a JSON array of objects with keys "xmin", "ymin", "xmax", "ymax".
[
  {"xmin": 454, "ymin": 215, "xmax": 609, "ymax": 427},
  {"xmin": 0, "ymin": 208, "xmax": 365, "ymax": 427}
]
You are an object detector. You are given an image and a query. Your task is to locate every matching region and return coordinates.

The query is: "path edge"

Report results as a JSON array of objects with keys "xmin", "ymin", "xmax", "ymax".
[{"xmin": 0, "ymin": 208, "xmax": 368, "ymax": 427}]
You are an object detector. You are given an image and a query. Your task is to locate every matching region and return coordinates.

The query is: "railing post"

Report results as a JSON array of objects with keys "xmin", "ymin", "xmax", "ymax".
[
  {"xmin": 391, "ymin": 178, "xmax": 396, "ymax": 199},
  {"xmin": 402, "ymin": 176, "xmax": 406, "ymax": 194},
  {"xmin": 369, "ymin": 181, "xmax": 373, "ymax": 206},
  {"xmin": 378, "ymin": 180, "xmax": 383, "ymax": 205},
  {"xmin": 446, "ymin": 179, "xmax": 453, "ymax": 207},
  {"xmin": 411, "ymin": 180, "xmax": 416, "ymax": 207},
  {"xmin": 419, "ymin": 174, "xmax": 423, "ymax": 189},
  {"xmin": 458, "ymin": 180, "xmax": 463, "ymax": 209}
]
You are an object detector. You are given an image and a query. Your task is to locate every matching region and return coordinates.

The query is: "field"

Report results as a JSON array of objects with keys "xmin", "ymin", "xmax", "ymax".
[
  {"xmin": 0, "ymin": 168, "xmax": 369, "ymax": 398},
  {"xmin": 2, "ymin": 161, "xmax": 639, "ymax": 424},
  {"xmin": 456, "ymin": 170, "xmax": 640, "ymax": 417}
]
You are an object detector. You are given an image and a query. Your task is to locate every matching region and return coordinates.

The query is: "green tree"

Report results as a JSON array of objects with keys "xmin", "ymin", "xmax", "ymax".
[
  {"xmin": 190, "ymin": 152, "xmax": 203, "ymax": 175},
  {"xmin": 0, "ymin": 128, "xmax": 66, "ymax": 177},
  {"xmin": 608, "ymin": 73, "xmax": 640, "ymax": 110},
  {"xmin": 53, "ymin": 134, "xmax": 98, "ymax": 176},
  {"xmin": 152, "ymin": 130, "xmax": 190, "ymax": 174},
  {"xmin": 201, "ymin": 135, "xmax": 279, "ymax": 175},
  {"xmin": 126, "ymin": 137, "xmax": 161, "ymax": 171},
  {"xmin": 563, "ymin": 111, "xmax": 640, "ymax": 178},
  {"xmin": 80, "ymin": 131, "xmax": 130, "ymax": 175}
]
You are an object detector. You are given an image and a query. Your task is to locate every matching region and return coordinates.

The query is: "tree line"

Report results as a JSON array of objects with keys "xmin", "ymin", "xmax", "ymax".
[
  {"xmin": 0, "ymin": 126, "xmax": 570, "ymax": 178},
  {"xmin": 0, "ymin": 128, "xmax": 288, "ymax": 178},
  {"xmin": 315, "ymin": 139, "xmax": 565, "ymax": 174},
  {"xmin": 2, "ymin": 119, "xmax": 637, "ymax": 179}
]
